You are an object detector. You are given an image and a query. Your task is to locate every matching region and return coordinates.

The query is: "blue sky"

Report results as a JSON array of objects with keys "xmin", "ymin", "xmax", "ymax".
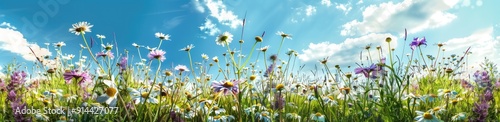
[{"xmin": 1, "ymin": 0, "xmax": 499, "ymax": 76}]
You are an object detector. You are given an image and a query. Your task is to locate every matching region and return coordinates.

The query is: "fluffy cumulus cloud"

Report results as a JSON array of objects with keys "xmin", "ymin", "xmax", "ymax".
[
  {"xmin": 203, "ymin": 0, "xmax": 242, "ymax": 29},
  {"xmin": 192, "ymin": 0, "xmax": 205, "ymax": 13},
  {"xmin": 321, "ymin": 0, "xmax": 332, "ymax": 7},
  {"xmin": 335, "ymin": 2, "xmax": 352, "ymax": 15},
  {"xmin": 305, "ymin": 5, "xmax": 317, "ymax": 16},
  {"xmin": 443, "ymin": 27, "xmax": 500, "ymax": 71},
  {"xmin": 199, "ymin": 19, "xmax": 220, "ymax": 36},
  {"xmin": 0, "ymin": 22, "xmax": 51, "ymax": 62},
  {"xmin": 298, "ymin": 33, "xmax": 397, "ymax": 67},
  {"xmin": 341, "ymin": 0, "xmax": 459, "ymax": 36}
]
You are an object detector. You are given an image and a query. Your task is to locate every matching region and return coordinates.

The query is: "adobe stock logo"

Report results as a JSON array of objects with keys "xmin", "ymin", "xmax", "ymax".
[{"xmin": 20, "ymin": 0, "xmax": 70, "ymax": 37}]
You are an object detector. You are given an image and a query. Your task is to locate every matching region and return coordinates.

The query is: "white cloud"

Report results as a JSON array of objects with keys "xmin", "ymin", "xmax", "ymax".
[
  {"xmin": 193, "ymin": 0, "xmax": 205, "ymax": 13},
  {"xmin": 321, "ymin": 0, "xmax": 332, "ymax": 7},
  {"xmin": 0, "ymin": 22, "xmax": 16, "ymax": 30},
  {"xmin": 0, "ymin": 24, "xmax": 51, "ymax": 62},
  {"xmin": 203, "ymin": 0, "xmax": 242, "ymax": 29},
  {"xmin": 443, "ymin": 27, "xmax": 500, "ymax": 71},
  {"xmin": 357, "ymin": 0, "xmax": 364, "ymax": 5},
  {"xmin": 305, "ymin": 5, "xmax": 317, "ymax": 16},
  {"xmin": 199, "ymin": 19, "xmax": 220, "ymax": 36},
  {"xmin": 476, "ymin": 0, "xmax": 483, "ymax": 6},
  {"xmin": 341, "ymin": 0, "xmax": 458, "ymax": 36},
  {"xmin": 298, "ymin": 33, "xmax": 397, "ymax": 67},
  {"xmin": 335, "ymin": 2, "xmax": 352, "ymax": 15}
]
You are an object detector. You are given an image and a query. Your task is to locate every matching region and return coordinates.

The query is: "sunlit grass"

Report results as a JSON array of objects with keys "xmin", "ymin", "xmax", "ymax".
[{"xmin": 0, "ymin": 21, "xmax": 499, "ymax": 122}]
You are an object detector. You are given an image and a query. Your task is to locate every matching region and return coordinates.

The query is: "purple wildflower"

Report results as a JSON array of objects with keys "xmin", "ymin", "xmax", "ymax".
[
  {"xmin": 10, "ymin": 101, "xmax": 30, "ymax": 122},
  {"xmin": 169, "ymin": 111, "xmax": 184, "ymax": 122},
  {"xmin": 148, "ymin": 49, "xmax": 166, "ymax": 62},
  {"xmin": 473, "ymin": 70, "xmax": 492, "ymax": 88},
  {"xmin": 211, "ymin": 79, "xmax": 240, "ymax": 95},
  {"xmin": 6, "ymin": 71, "xmax": 27, "ymax": 91},
  {"xmin": 354, "ymin": 64, "xmax": 378, "ymax": 78},
  {"xmin": 63, "ymin": 70, "xmax": 91, "ymax": 85},
  {"xmin": 495, "ymin": 80, "xmax": 500, "ymax": 90},
  {"xmin": 118, "ymin": 57, "xmax": 128, "ymax": 73},
  {"xmin": 7, "ymin": 90, "xmax": 17, "ymax": 101},
  {"xmin": 471, "ymin": 88, "xmax": 494, "ymax": 121},
  {"xmin": 96, "ymin": 51, "xmax": 115, "ymax": 59},
  {"xmin": 272, "ymin": 93, "xmax": 285, "ymax": 110},
  {"xmin": 409, "ymin": 37, "xmax": 427, "ymax": 50},
  {"xmin": 460, "ymin": 79, "xmax": 474, "ymax": 90},
  {"xmin": 471, "ymin": 100, "xmax": 490, "ymax": 122},
  {"xmin": 264, "ymin": 63, "xmax": 276, "ymax": 77}
]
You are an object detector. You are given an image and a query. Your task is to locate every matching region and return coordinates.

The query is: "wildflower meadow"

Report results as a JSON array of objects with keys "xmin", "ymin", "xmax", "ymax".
[{"xmin": 0, "ymin": 20, "xmax": 499, "ymax": 122}]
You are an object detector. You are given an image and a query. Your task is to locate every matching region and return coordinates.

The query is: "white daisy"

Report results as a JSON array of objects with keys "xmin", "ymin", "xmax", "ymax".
[
  {"xmin": 175, "ymin": 65, "xmax": 190, "ymax": 72},
  {"xmin": 215, "ymin": 31, "xmax": 233, "ymax": 47},
  {"xmin": 180, "ymin": 44, "xmax": 195, "ymax": 51},
  {"xmin": 69, "ymin": 21, "xmax": 93, "ymax": 35},
  {"xmin": 201, "ymin": 53, "xmax": 209, "ymax": 60},
  {"xmin": 414, "ymin": 111, "xmax": 441, "ymax": 122},
  {"xmin": 54, "ymin": 42, "xmax": 66, "ymax": 47},
  {"xmin": 129, "ymin": 88, "xmax": 159, "ymax": 104},
  {"xmin": 310, "ymin": 112, "xmax": 326, "ymax": 122},
  {"xmin": 155, "ymin": 32, "xmax": 170, "ymax": 40},
  {"xmin": 276, "ymin": 31, "xmax": 292, "ymax": 40},
  {"xmin": 96, "ymin": 34, "xmax": 106, "ymax": 39},
  {"xmin": 96, "ymin": 78, "xmax": 118, "ymax": 107}
]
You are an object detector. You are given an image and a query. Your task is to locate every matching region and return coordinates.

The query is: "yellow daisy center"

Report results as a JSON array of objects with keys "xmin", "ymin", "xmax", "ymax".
[
  {"xmin": 141, "ymin": 92, "xmax": 149, "ymax": 98},
  {"xmin": 75, "ymin": 27, "xmax": 85, "ymax": 32},
  {"xmin": 50, "ymin": 90, "xmax": 58, "ymax": 94},
  {"xmin": 276, "ymin": 84, "xmax": 285, "ymax": 91},
  {"xmin": 106, "ymin": 87, "xmax": 117, "ymax": 97},
  {"xmin": 63, "ymin": 94, "xmax": 71, "ymax": 98},
  {"xmin": 249, "ymin": 75, "xmax": 257, "ymax": 81},
  {"xmin": 315, "ymin": 112, "xmax": 322, "ymax": 117},
  {"xmin": 444, "ymin": 90, "xmax": 451, "ymax": 93},
  {"xmin": 423, "ymin": 112, "xmax": 433, "ymax": 119},
  {"xmin": 213, "ymin": 115, "xmax": 221, "ymax": 119},
  {"xmin": 222, "ymin": 81, "xmax": 234, "ymax": 87},
  {"xmin": 261, "ymin": 113, "xmax": 268, "ymax": 117},
  {"xmin": 433, "ymin": 107, "xmax": 441, "ymax": 112},
  {"xmin": 220, "ymin": 36, "xmax": 228, "ymax": 42}
]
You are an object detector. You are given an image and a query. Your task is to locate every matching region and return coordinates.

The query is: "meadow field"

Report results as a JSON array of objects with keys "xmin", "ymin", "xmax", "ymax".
[{"xmin": 0, "ymin": 21, "xmax": 499, "ymax": 122}]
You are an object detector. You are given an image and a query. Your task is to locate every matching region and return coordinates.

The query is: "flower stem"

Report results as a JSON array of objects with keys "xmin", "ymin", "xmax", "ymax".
[{"xmin": 81, "ymin": 34, "xmax": 105, "ymax": 72}]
